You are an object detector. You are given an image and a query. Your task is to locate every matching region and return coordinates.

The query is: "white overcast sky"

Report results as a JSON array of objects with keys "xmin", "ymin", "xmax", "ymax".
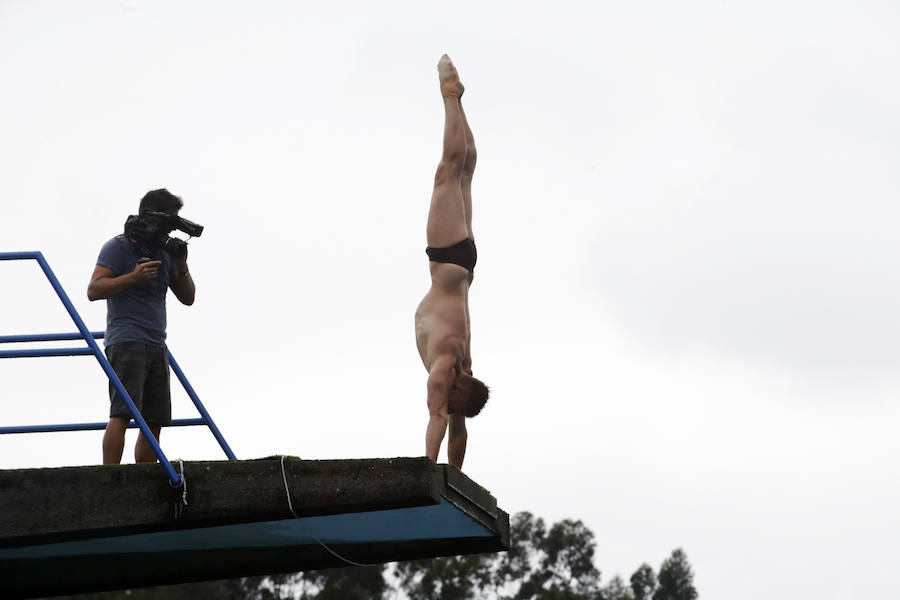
[{"xmin": 1, "ymin": 1, "xmax": 899, "ymax": 599}]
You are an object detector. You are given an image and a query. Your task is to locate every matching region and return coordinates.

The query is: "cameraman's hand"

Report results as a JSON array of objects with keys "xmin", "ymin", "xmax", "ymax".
[
  {"xmin": 174, "ymin": 246, "xmax": 188, "ymax": 272},
  {"xmin": 132, "ymin": 259, "xmax": 162, "ymax": 282}
]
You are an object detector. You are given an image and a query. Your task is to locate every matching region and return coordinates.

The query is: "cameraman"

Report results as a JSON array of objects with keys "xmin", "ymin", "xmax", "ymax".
[{"xmin": 87, "ymin": 189, "xmax": 196, "ymax": 464}]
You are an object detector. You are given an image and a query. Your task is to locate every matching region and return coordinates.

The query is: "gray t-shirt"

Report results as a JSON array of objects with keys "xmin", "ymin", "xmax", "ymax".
[{"xmin": 96, "ymin": 235, "xmax": 173, "ymax": 347}]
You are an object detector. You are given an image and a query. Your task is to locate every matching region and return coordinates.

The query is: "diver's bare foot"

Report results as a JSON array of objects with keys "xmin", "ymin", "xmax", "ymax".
[{"xmin": 438, "ymin": 54, "xmax": 464, "ymax": 98}]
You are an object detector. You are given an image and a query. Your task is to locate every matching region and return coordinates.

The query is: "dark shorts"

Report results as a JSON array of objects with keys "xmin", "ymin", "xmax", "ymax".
[
  {"xmin": 426, "ymin": 238, "xmax": 477, "ymax": 273},
  {"xmin": 106, "ymin": 342, "xmax": 172, "ymax": 425}
]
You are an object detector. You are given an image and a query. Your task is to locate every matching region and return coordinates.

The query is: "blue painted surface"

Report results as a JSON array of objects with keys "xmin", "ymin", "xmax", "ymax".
[{"xmin": 0, "ymin": 499, "xmax": 492, "ymax": 559}]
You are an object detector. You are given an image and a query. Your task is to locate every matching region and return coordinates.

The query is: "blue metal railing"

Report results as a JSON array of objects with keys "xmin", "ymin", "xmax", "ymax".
[{"xmin": 0, "ymin": 251, "xmax": 236, "ymax": 487}]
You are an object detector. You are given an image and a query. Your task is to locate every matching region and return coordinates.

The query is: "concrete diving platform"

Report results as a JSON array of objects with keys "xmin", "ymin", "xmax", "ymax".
[{"xmin": 0, "ymin": 456, "xmax": 509, "ymax": 599}]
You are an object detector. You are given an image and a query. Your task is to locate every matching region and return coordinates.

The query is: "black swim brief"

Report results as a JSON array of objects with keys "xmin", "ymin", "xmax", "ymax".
[{"xmin": 426, "ymin": 238, "xmax": 477, "ymax": 273}]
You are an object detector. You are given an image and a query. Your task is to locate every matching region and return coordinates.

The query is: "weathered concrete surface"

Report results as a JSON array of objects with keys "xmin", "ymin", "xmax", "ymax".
[
  {"xmin": 0, "ymin": 456, "xmax": 445, "ymax": 545},
  {"xmin": 0, "ymin": 457, "xmax": 509, "ymax": 599}
]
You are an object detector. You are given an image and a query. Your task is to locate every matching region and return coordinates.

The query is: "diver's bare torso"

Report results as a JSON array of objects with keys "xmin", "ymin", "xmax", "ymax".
[{"xmin": 415, "ymin": 262, "xmax": 471, "ymax": 373}]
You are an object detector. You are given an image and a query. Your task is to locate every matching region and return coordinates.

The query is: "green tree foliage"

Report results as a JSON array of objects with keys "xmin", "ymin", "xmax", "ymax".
[
  {"xmin": 291, "ymin": 566, "xmax": 388, "ymax": 600},
  {"xmin": 599, "ymin": 575, "xmax": 633, "ymax": 600},
  {"xmin": 394, "ymin": 553, "xmax": 495, "ymax": 600},
  {"xmin": 630, "ymin": 564, "xmax": 657, "ymax": 600},
  {"xmin": 237, "ymin": 566, "xmax": 387, "ymax": 600},
  {"xmin": 496, "ymin": 512, "xmax": 602, "ymax": 600},
  {"xmin": 49, "ymin": 577, "xmax": 258, "ymax": 600},
  {"xmin": 652, "ymin": 549, "xmax": 697, "ymax": 600},
  {"xmin": 394, "ymin": 511, "xmax": 606, "ymax": 600}
]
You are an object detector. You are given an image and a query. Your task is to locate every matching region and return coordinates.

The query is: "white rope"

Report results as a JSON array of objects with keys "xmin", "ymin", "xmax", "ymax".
[
  {"xmin": 178, "ymin": 459, "xmax": 188, "ymax": 507},
  {"xmin": 279, "ymin": 455, "xmax": 376, "ymax": 568},
  {"xmin": 279, "ymin": 455, "xmax": 300, "ymax": 518},
  {"xmin": 174, "ymin": 459, "xmax": 188, "ymax": 519}
]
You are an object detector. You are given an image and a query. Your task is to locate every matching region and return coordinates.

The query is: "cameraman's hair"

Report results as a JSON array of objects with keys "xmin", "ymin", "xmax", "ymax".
[
  {"xmin": 464, "ymin": 376, "xmax": 490, "ymax": 418},
  {"xmin": 139, "ymin": 189, "xmax": 183, "ymax": 213}
]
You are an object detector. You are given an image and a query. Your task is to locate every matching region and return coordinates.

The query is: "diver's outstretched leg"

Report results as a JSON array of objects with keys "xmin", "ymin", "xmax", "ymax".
[
  {"xmin": 460, "ymin": 99, "xmax": 476, "ymax": 241},
  {"xmin": 426, "ymin": 55, "xmax": 469, "ymax": 248}
]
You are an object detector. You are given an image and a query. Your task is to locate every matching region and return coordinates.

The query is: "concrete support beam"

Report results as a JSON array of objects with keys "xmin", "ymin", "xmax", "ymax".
[{"xmin": 0, "ymin": 457, "xmax": 509, "ymax": 599}]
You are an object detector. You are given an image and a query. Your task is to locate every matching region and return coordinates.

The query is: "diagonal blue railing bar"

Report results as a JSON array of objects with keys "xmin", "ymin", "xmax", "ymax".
[
  {"xmin": 0, "ymin": 251, "xmax": 183, "ymax": 486},
  {"xmin": 0, "ymin": 251, "xmax": 237, "ymax": 486}
]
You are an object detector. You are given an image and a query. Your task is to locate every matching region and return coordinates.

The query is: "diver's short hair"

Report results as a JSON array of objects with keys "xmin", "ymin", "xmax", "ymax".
[{"xmin": 463, "ymin": 376, "xmax": 490, "ymax": 417}]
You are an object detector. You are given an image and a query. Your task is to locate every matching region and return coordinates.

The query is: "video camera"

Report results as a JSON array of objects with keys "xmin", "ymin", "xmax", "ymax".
[{"xmin": 124, "ymin": 210, "xmax": 204, "ymax": 258}]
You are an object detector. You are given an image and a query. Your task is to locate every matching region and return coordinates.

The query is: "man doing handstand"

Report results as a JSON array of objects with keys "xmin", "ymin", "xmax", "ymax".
[{"xmin": 415, "ymin": 55, "xmax": 490, "ymax": 471}]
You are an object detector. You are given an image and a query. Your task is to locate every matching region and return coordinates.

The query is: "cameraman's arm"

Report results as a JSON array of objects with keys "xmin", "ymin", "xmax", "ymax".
[
  {"xmin": 87, "ymin": 262, "xmax": 159, "ymax": 301},
  {"xmin": 169, "ymin": 259, "xmax": 195, "ymax": 306}
]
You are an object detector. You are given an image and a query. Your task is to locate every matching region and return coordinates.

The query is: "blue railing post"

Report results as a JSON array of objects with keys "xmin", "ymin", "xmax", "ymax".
[
  {"xmin": 32, "ymin": 252, "xmax": 183, "ymax": 487},
  {"xmin": 0, "ymin": 251, "xmax": 238, "ymax": 487}
]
